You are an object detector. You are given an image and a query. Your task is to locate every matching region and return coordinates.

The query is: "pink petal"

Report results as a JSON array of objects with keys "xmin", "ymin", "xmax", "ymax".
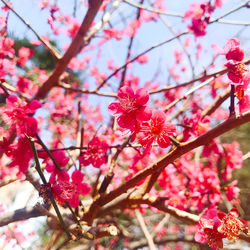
[
  {"xmin": 71, "ymin": 170, "xmax": 84, "ymax": 184},
  {"xmin": 164, "ymin": 123, "xmax": 176, "ymax": 134},
  {"xmin": 117, "ymin": 113, "xmax": 135, "ymax": 128},
  {"xmin": 58, "ymin": 170, "xmax": 70, "ymax": 182},
  {"xmin": 217, "ymin": 212, "xmax": 226, "ymax": 220},
  {"xmin": 136, "ymin": 106, "xmax": 152, "ymax": 122},
  {"xmin": 117, "ymin": 86, "xmax": 134, "ymax": 99},
  {"xmin": 108, "ymin": 102, "xmax": 122, "ymax": 115},
  {"xmin": 211, "ymin": 44, "xmax": 224, "ymax": 54},
  {"xmin": 152, "ymin": 110, "xmax": 166, "ymax": 124},
  {"xmin": 157, "ymin": 134, "xmax": 171, "ymax": 148},
  {"xmin": 225, "ymin": 38, "xmax": 240, "ymax": 53},
  {"xmin": 135, "ymin": 88, "xmax": 149, "ymax": 105},
  {"xmin": 77, "ymin": 183, "xmax": 91, "ymax": 195},
  {"xmin": 69, "ymin": 193, "xmax": 80, "ymax": 208}
]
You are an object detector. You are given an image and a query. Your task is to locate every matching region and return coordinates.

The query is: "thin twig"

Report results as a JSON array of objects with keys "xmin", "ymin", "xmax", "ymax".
[
  {"xmin": 95, "ymin": 30, "xmax": 189, "ymax": 91},
  {"xmin": 35, "ymin": 0, "xmax": 104, "ymax": 99},
  {"xmin": 163, "ymin": 76, "xmax": 215, "ymax": 112},
  {"xmin": 0, "ymin": 0, "xmax": 61, "ymax": 59},
  {"xmin": 135, "ymin": 210, "xmax": 156, "ymax": 250},
  {"xmin": 25, "ymin": 135, "xmax": 71, "ymax": 239},
  {"xmin": 124, "ymin": 0, "xmax": 250, "ymax": 25}
]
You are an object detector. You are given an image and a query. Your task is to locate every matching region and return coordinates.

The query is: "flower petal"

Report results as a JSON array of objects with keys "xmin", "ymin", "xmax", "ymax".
[
  {"xmin": 117, "ymin": 86, "xmax": 134, "ymax": 99},
  {"xmin": 135, "ymin": 88, "xmax": 149, "ymax": 105},
  {"xmin": 108, "ymin": 102, "xmax": 122, "ymax": 116},
  {"xmin": 117, "ymin": 113, "xmax": 135, "ymax": 128},
  {"xmin": 136, "ymin": 106, "xmax": 152, "ymax": 122},
  {"xmin": 157, "ymin": 134, "xmax": 171, "ymax": 148},
  {"xmin": 72, "ymin": 170, "xmax": 84, "ymax": 184},
  {"xmin": 77, "ymin": 183, "xmax": 91, "ymax": 195}
]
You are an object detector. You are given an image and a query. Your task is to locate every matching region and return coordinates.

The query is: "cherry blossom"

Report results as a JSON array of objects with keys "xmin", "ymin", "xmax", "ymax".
[
  {"xmin": 218, "ymin": 208, "xmax": 246, "ymax": 240},
  {"xmin": 108, "ymin": 86, "xmax": 152, "ymax": 129},
  {"xmin": 53, "ymin": 170, "xmax": 91, "ymax": 208},
  {"xmin": 79, "ymin": 137, "xmax": 109, "ymax": 168},
  {"xmin": 224, "ymin": 38, "xmax": 244, "ymax": 61},
  {"xmin": 2, "ymin": 95, "xmax": 41, "ymax": 136},
  {"xmin": 140, "ymin": 110, "xmax": 176, "ymax": 148}
]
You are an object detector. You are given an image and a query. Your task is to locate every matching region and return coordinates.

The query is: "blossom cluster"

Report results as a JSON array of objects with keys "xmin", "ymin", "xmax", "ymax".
[
  {"xmin": 183, "ymin": 1, "xmax": 224, "ymax": 37},
  {"xmin": 223, "ymin": 38, "xmax": 249, "ymax": 113},
  {"xmin": 108, "ymin": 86, "xmax": 176, "ymax": 149}
]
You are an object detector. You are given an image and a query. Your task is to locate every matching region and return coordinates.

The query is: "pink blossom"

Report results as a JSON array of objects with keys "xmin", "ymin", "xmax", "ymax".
[
  {"xmin": 3, "ymin": 95, "xmax": 41, "ymax": 136},
  {"xmin": 79, "ymin": 137, "xmax": 109, "ymax": 168},
  {"xmin": 53, "ymin": 170, "xmax": 91, "ymax": 208},
  {"xmin": 224, "ymin": 38, "xmax": 244, "ymax": 61},
  {"xmin": 140, "ymin": 110, "xmax": 176, "ymax": 148},
  {"xmin": 225, "ymin": 180, "xmax": 240, "ymax": 201},
  {"xmin": 7, "ymin": 137, "xmax": 33, "ymax": 173},
  {"xmin": 17, "ymin": 47, "xmax": 33, "ymax": 67},
  {"xmin": 108, "ymin": 86, "xmax": 152, "ymax": 129},
  {"xmin": 103, "ymin": 28, "xmax": 123, "ymax": 40},
  {"xmin": 39, "ymin": 150, "xmax": 70, "ymax": 184},
  {"xmin": 236, "ymin": 72, "xmax": 250, "ymax": 113},
  {"xmin": 188, "ymin": 18, "xmax": 209, "ymax": 37},
  {"xmin": 218, "ymin": 208, "xmax": 246, "ymax": 240}
]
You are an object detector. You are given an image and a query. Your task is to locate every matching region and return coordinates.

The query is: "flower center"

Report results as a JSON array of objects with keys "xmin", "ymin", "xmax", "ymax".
[
  {"xmin": 120, "ymin": 97, "xmax": 137, "ymax": 113},
  {"xmin": 227, "ymin": 62, "xmax": 247, "ymax": 77}
]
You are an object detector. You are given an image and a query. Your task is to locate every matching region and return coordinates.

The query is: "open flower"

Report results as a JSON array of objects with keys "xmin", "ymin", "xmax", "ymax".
[
  {"xmin": 79, "ymin": 137, "xmax": 109, "ymax": 168},
  {"xmin": 224, "ymin": 38, "xmax": 244, "ymax": 62},
  {"xmin": 139, "ymin": 110, "xmax": 176, "ymax": 148},
  {"xmin": 53, "ymin": 170, "xmax": 90, "ymax": 208},
  {"xmin": 108, "ymin": 86, "xmax": 152, "ymax": 129},
  {"xmin": 225, "ymin": 61, "xmax": 247, "ymax": 84},
  {"xmin": 218, "ymin": 208, "xmax": 246, "ymax": 240}
]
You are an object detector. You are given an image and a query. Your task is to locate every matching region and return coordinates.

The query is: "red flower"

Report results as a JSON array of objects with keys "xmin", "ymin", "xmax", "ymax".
[
  {"xmin": 103, "ymin": 28, "xmax": 123, "ymax": 40},
  {"xmin": 79, "ymin": 137, "xmax": 109, "ymax": 168},
  {"xmin": 8, "ymin": 137, "xmax": 33, "ymax": 173},
  {"xmin": 108, "ymin": 86, "xmax": 152, "ymax": 129},
  {"xmin": 195, "ymin": 209, "xmax": 225, "ymax": 249},
  {"xmin": 17, "ymin": 47, "xmax": 33, "ymax": 67},
  {"xmin": 139, "ymin": 110, "xmax": 176, "ymax": 148},
  {"xmin": 218, "ymin": 208, "xmax": 246, "ymax": 240},
  {"xmin": 225, "ymin": 61, "xmax": 247, "ymax": 84},
  {"xmin": 224, "ymin": 38, "xmax": 244, "ymax": 62},
  {"xmin": 39, "ymin": 150, "xmax": 70, "ymax": 184},
  {"xmin": 188, "ymin": 18, "xmax": 209, "ymax": 37},
  {"xmin": 3, "ymin": 95, "xmax": 41, "ymax": 136},
  {"xmin": 53, "ymin": 170, "xmax": 90, "ymax": 208}
]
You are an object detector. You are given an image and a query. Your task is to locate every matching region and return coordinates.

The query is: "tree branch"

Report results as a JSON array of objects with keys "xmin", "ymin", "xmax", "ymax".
[
  {"xmin": 35, "ymin": 0, "xmax": 104, "ymax": 99},
  {"xmin": 97, "ymin": 111, "xmax": 250, "ymax": 207}
]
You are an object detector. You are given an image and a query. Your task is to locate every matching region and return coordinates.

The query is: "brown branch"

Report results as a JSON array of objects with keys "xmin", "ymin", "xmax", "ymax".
[
  {"xmin": 149, "ymin": 57, "xmax": 250, "ymax": 95},
  {"xmin": 58, "ymin": 83, "xmax": 117, "ymax": 97},
  {"xmin": 0, "ymin": 206, "xmax": 43, "ymax": 227},
  {"xmin": 135, "ymin": 210, "xmax": 156, "ymax": 250},
  {"xmin": 163, "ymin": 76, "xmax": 215, "ymax": 112},
  {"xmin": 96, "ymin": 110, "xmax": 250, "ymax": 208},
  {"xmin": 201, "ymin": 87, "xmax": 231, "ymax": 119},
  {"xmin": 35, "ymin": 0, "xmax": 104, "ymax": 99}
]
